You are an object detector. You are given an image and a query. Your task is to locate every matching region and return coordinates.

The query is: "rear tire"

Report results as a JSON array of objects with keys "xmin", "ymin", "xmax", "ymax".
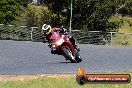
[{"xmin": 62, "ymin": 48, "xmax": 77, "ymax": 63}]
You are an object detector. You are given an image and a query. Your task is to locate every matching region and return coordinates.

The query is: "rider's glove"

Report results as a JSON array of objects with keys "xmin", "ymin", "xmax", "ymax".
[{"xmin": 61, "ymin": 28, "xmax": 68, "ymax": 35}]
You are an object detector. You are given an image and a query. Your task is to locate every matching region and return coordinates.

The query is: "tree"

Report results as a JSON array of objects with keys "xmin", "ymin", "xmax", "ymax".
[
  {"xmin": 72, "ymin": 0, "xmax": 132, "ymax": 31},
  {"xmin": 40, "ymin": 0, "xmax": 70, "ymax": 27},
  {"xmin": 0, "ymin": 0, "xmax": 28, "ymax": 24},
  {"xmin": 25, "ymin": 5, "xmax": 51, "ymax": 28},
  {"xmin": 41, "ymin": 0, "xmax": 130, "ymax": 32},
  {"xmin": 117, "ymin": 0, "xmax": 132, "ymax": 16}
]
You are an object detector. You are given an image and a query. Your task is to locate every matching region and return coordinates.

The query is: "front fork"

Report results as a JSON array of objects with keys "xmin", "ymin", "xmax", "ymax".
[
  {"xmin": 51, "ymin": 45, "xmax": 62, "ymax": 55},
  {"xmin": 51, "ymin": 45, "xmax": 58, "ymax": 54}
]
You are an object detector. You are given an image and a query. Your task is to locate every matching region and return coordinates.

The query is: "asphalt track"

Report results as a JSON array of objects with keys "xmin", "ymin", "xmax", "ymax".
[{"xmin": 0, "ymin": 40, "xmax": 132, "ymax": 74}]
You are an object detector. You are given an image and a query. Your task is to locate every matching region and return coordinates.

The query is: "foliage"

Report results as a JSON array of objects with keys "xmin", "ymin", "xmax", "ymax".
[
  {"xmin": 40, "ymin": 0, "xmax": 131, "ymax": 32},
  {"xmin": 11, "ymin": 4, "xmax": 52, "ymax": 28},
  {"xmin": 40, "ymin": 0, "xmax": 70, "ymax": 27},
  {"xmin": 1, "ymin": 0, "xmax": 131, "ymax": 32},
  {"xmin": 0, "ymin": 0, "xmax": 28, "ymax": 24},
  {"xmin": 117, "ymin": 0, "xmax": 132, "ymax": 16},
  {"xmin": 24, "ymin": 5, "xmax": 51, "ymax": 28}
]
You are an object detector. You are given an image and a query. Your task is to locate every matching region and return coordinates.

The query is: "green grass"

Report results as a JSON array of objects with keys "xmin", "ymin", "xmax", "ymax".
[
  {"xmin": 109, "ymin": 15, "xmax": 132, "ymax": 46},
  {"xmin": 0, "ymin": 72, "xmax": 132, "ymax": 88},
  {"xmin": 118, "ymin": 16, "xmax": 132, "ymax": 33},
  {"xmin": 110, "ymin": 15, "xmax": 132, "ymax": 33},
  {"xmin": 112, "ymin": 33, "xmax": 132, "ymax": 46}
]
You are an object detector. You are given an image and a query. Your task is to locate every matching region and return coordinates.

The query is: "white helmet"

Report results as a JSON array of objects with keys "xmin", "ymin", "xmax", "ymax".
[{"xmin": 42, "ymin": 24, "xmax": 52, "ymax": 35}]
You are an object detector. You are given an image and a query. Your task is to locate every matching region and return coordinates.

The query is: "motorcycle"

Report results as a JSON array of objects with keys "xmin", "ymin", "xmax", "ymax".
[{"xmin": 49, "ymin": 31, "xmax": 82, "ymax": 63}]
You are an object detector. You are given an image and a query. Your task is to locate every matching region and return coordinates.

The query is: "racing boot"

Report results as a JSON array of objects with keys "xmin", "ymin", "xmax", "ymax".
[
  {"xmin": 69, "ymin": 36, "xmax": 80, "ymax": 51},
  {"xmin": 75, "ymin": 45, "xmax": 80, "ymax": 51}
]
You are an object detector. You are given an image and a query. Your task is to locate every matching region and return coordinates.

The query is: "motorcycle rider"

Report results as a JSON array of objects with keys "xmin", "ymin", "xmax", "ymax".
[{"xmin": 41, "ymin": 23, "xmax": 80, "ymax": 54}]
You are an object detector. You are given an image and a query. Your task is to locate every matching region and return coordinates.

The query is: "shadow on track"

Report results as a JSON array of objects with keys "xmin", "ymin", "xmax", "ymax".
[
  {"xmin": 59, "ymin": 61, "xmax": 73, "ymax": 64},
  {"xmin": 44, "ymin": 61, "xmax": 73, "ymax": 64}
]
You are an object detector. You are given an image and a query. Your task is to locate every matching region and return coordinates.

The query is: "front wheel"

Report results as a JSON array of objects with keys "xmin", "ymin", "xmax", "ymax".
[{"xmin": 62, "ymin": 48, "xmax": 77, "ymax": 63}]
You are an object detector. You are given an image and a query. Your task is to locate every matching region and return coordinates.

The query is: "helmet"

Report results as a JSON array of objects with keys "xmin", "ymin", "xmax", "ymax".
[{"xmin": 42, "ymin": 24, "xmax": 52, "ymax": 35}]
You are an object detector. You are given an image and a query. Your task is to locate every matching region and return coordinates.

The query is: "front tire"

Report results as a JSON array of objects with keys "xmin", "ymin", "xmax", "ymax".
[
  {"xmin": 62, "ymin": 48, "xmax": 77, "ymax": 63},
  {"xmin": 75, "ymin": 49, "xmax": 82, "ymax": 62}
]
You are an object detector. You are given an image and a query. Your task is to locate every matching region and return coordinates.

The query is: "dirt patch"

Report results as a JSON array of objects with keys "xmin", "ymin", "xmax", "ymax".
[
  {"xmin": 0, "ymin": 74, "xmax": 76, "ymax": 81},
  {"xmin": 0, "ymin": 75, "xmax": 40, "ymax": 81},
  {"xmin": 44, "ymin": 74, "xmax": 76, "ymax": 78}
]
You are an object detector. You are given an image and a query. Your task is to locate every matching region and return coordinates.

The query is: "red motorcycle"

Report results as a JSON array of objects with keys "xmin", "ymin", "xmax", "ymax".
[{"xmin": 49, "ymin": 31, "xmax": 82, "ymax": 63}]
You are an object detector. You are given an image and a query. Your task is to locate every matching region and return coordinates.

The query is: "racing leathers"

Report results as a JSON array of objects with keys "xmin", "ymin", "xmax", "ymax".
[{"xmin": 45, "ymin": 27, "xmax": 80, "ymax": 53}]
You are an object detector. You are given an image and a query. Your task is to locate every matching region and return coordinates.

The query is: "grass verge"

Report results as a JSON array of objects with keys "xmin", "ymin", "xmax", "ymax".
[
  {"xmin": 0, "ymin": 72, "xmax": 131, "ymax": 88},
  {"xmin": 112, "ymin": 33, "xmax": 132, "ymax": 46}
]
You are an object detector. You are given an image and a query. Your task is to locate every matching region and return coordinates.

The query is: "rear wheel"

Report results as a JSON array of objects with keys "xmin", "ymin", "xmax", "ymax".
[{"xmin": 62, "ymin": 48, "xmax": 77, "ymax": 63}]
